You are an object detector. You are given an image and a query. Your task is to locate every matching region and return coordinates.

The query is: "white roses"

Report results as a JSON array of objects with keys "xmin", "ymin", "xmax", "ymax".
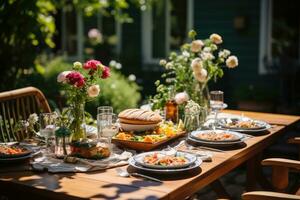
[
  {"xmin": 191, "ymin": 40, "xmax": 204, "ymax": 53},
  {"xmin": 191, "ymin": 58, "xmax": 207, "ymax": 83},
  {"xmin": 175, "ymin": 92, "xmax": 189, "ymax": 105},
  {"xmin": 210, "ymin": 33, "xmax": 223, "ymax": 44},
  {"xmin": 87, "ymin": 85, "xmax": 100, "ymax": 97},
  {"xmin": 226, "ymin": 56, "xmax": 239, "ymax": 68}
]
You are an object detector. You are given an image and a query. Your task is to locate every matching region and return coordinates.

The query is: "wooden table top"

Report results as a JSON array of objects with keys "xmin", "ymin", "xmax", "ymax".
[{"xmin": 1, "ymin": 110, "xmax": 299, "ymax": 200}]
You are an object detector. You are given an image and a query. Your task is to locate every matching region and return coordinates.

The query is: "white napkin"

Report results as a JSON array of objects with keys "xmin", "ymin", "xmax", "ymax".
[{"xmin": 32, "ymin": 151, "xmax": 132, "ymax": 173}]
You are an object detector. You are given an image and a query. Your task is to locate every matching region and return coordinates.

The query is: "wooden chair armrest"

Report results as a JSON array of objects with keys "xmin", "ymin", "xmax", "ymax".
[
  {"xmin": 262, "ymin": 158, "xmax": 300, "ymax": 170},
  {"xmin": 288, "ymin": 137, "xmax": 300, "ymax": 145},
  {"xmin": 242, "ymin": 191, "xmax": 300, "ymax": 200}
]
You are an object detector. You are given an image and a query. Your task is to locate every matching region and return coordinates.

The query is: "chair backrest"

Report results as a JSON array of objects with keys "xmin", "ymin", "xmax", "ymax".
[{"xmin": 0, "ymin": 87, "xmax": 51, "ymax": 142}]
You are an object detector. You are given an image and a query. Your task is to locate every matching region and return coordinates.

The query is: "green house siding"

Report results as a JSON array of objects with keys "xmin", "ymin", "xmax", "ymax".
[{"xmin": 194, "ymin": 0, "xmax": 261, "ymax": 103}]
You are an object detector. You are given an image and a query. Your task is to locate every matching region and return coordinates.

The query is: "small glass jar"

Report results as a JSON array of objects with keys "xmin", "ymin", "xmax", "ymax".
[
  {"xmin": 184, "ymin": 112, "xmax": 200, "ymax": 132},
  {"xmin": 55, "ymin": 136, "xmax": 70, "ymax": 158}
]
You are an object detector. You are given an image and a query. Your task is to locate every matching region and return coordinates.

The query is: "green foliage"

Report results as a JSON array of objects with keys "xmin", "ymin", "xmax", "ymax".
[
  {"xmin": 0, "ymin": 0, "xmax": 56, "ymax": 91},
  {"xmin": 18, "ymin": 57, "xmax": 141, "ymax": 115}
]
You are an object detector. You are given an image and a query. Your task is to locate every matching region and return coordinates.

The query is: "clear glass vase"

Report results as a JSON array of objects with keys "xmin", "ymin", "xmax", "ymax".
[
  {"xmin": 70, "ymin": 102, "xmax": 86, "ymax": 142},
  {"xmin": 193, "ymin": 82, "xmax": 210, "ymax": 123}
]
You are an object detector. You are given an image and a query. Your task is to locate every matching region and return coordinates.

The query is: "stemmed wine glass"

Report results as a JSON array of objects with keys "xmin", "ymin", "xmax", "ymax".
[
  {"xmin": 210, "ymin": 91, "xmax": 224, "ymax": 129},
  {"xmin": 39, "ymin": 112, "xmax": 57, "ymax": 154}
]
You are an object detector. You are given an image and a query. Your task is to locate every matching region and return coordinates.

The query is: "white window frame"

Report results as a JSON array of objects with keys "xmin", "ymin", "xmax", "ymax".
[
  {"xmin": 141, "ymin": 0, "xmax": 194, "ymax": 65},
  {"xmin": 258, "ymin": 0, "xmax": 273, "ymax": 74}
]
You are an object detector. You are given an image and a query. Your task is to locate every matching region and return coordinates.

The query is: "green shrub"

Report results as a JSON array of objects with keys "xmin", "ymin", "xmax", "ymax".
[{"xmin": 17, "ymin": 57, "xmax": 141, "ymax": 116}]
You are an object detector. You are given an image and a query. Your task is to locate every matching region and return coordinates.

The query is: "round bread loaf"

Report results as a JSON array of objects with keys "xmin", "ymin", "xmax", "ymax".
[{"xmin": 118, "ymin": 109, "xmax": 162, "ymax": 125}]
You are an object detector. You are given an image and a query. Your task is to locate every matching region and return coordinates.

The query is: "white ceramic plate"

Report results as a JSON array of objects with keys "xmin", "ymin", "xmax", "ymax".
[
  {"xmin": 188, "ymin": 135, "xmax": 244, "ymax": 147},
  {"xmin": 190, "ymin": 129, "xmax": 244, "ymax": 143},
  {"xmin": 218, "ymin": 118, "xmax": 268, "ymax": 130},
  {"xmin": 128, "ymin": 157, "xmax": 202, "ymax": 174},
  {"xmin": 217, "ymin": 118, "xmax": 271, "ymax": 133},
  {"xmin": 119, "ymin": 122, "xmax": 159, "ymax": 132},
  {"xmin": 133, "ymin": 151, "xmax": 197, "ymax": 169}
]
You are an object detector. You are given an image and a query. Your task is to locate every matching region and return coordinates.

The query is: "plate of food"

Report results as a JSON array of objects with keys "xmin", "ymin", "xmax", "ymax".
[
  {"xmin": 190, "ymin": 130, "xmax": 244, "ymax": 142},
  {"xmin": 112, "ymin": 120, "xmax": 185, "ymax": 151},
  {"xmin": 133, "ymin": 151, "xmax": 197, "ymax": 169},
  {"xmin": 128, "ymin": 156, "xmax": 202, "ymax": 174},
  {"xmin": 218, "ymin": 117, "xmax": 271, "ymax": 132},
  {"xmin": 0, "ymin": 144, "xmax": 32, "ymax": 158}
]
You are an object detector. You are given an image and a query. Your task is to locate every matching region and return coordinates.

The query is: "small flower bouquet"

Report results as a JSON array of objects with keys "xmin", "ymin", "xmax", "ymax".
[
  {"xmin": 151, "ymin": 30, "xmax": 238, "ymax": 112},
  {"xmin": 57, "ymin": 59, "xmax": 110, "ymax": 142}
]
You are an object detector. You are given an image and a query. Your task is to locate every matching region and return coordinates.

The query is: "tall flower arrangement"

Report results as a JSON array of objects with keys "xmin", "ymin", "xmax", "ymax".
[
  {"xmin": 57, "ymin": 59, "xmax": 110, "ymax": 141},
  {"xmin": 151, "ymin": 30, "xmax": 238, "ymax": 110}
]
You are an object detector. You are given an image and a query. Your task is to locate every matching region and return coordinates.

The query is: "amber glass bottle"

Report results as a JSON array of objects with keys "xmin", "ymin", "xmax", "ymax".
[{"xmin": 164, "ymin": 88, "xmax": 178, "ymax": 123}]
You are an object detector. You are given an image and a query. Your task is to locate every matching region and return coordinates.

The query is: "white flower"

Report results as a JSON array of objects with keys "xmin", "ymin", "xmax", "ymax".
[
  {"xmin": 218, "ymin": 49, "xmax": 231, "ymax": 58},
  {"xmin": 203, "ymin": 47, "xmax": 211, "ymax": 52},
  {"xmin": 174, "ymin": 92, "xmax": 189, "ymax": 105},
  {"xmin": 73, "ymin": 61, "xmax": 82, "ymax": 69},
  {"xmin": 57, "ymin": 71, "xmax": 71, "ymax": 83},
  {"xmin": 28, "ymin": 113, "xmax": 38, "ymax": 124},
  {"xmin": 109, "ymin": 60, "xmax": 117, "ymax": 67},
  {"xmin": 159, "ymin": 59, "xmax": 167, "ymax": 66},
  {"xmin": 191, "ymin": 58, "xmax": 203, "ymax": 73},
  {"xmin": 87, "ymin": 85, "xmax": 100, "ymax": 97},
  {"xmin": 191, "ymin": 40, "xmax": 204, "ymax": 53},
  {"xmin": 226, "ymin": 56, "xmax": 238, "ymax": 68},
  {"xmin": 128, "ymin": 74, "xmax": 136, "ymax": 81},
  {"xmin": 182, "ymin": 51, "xmax": 190, "ymax": 58},
  {"xmin": 165, "ymin": 62, "xmax": 173, "ymax": 69},
  {"xmin": 115, "ymin": 63, "xmax": 122, "ymax": 69},
  {"xmin": 210, "ymin": 33, "xmax": 223, "ymax": 44},
  {"xmin": 201, "ymin": 52, "xmax": 215, "ymax": 60},
  {"xmin": 194, "ymin": 68, "xmax": 207, "ymax": 83}
]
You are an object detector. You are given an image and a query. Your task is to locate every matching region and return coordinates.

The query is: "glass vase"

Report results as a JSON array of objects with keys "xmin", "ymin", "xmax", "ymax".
[
  {"xmin": 70, "ymin": 102, "xmax": 86, "ymax": 142},
  {"xmin": 193, "ymin": 82, "xmax": 210, "ymax": 123}
]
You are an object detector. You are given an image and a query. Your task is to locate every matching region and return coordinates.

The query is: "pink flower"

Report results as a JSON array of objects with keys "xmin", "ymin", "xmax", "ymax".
[
  {"xmin": 83, "ymin": 59, "xmax": 101, "ymax": 70},
  {"xmin": 57, "ymin": 71, "xmax": 71, "ymax": 83},
  {"xmin": 101, "ymin": 66, "xmax": 110, "ymax": 79},
  {"xmin": 175, "ymin": 92, "xmax": 189, "ymax": 105},
  {"xmin": 66, "ymin": 71, "xmax": 85, "ymax": 87}
]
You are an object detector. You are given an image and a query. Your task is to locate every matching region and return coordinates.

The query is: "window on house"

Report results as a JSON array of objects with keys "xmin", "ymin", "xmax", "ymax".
[
  {"xmin": 259, "ymin": 0, "xmax": 300, "ymax": 74},
  {"xmin": 142, "ymin": 0, "xmax": 193, "ymax": 66}
]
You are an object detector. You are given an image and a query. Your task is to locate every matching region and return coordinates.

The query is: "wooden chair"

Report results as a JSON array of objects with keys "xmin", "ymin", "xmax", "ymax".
[
  {"xmin": 0, "ymin": 87, "xmax": 51, "ymax": 142},
  {"xmin": 242, "ymin": 137, "xmax": 300, "ymax": 200}
]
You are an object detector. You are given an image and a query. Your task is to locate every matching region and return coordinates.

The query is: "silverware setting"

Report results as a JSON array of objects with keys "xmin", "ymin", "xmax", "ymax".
[{"xmin": 116, "ymin": 168, "xmax": 163, "ymax": 183}]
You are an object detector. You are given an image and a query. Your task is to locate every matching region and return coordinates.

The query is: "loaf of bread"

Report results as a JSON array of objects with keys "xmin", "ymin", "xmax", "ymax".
[{"xmin": 118, "ymin": 109, "xmax": 162, "ymax": 125}]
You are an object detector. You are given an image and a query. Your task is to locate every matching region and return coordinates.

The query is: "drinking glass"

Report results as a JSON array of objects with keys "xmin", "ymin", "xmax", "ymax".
[
  {"xmin": 97, "ymin": 106, "xmax": 113, "ymax": 115},
  {"xmin": 40, "ymin": 112, "xmax": 57, "ymax": 154},
  {"xmin": 210, "ymin": 91, "xmax": 224, "ymax": 128},
  {"xmin": 97, "ymin": 113, "xmax": 119, "ymax": 141}
]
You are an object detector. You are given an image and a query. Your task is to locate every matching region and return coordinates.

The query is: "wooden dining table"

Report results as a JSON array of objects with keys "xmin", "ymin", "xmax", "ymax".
[{"xmin": 0, "ymin": 110, "xmax": 299, "ymax": 200}]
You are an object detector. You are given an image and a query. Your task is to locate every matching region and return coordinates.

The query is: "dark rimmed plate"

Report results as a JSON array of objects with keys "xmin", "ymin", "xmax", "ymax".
[
  {"xmin": 128, "ymin": 157, "xmax": 202, "ymax": 174},
  {"xmin": 133, "ymin": 151, "xmax": 197, "ymax": 169},
  {"xmin": 0, "ymin": 145, "xmax": 32, "ymax": 159}
]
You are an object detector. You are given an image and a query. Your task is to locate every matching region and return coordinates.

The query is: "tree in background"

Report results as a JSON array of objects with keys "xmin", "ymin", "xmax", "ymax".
[{"xmin": 0, "ymin": 0, "xmax": 157, "ymax": 91}]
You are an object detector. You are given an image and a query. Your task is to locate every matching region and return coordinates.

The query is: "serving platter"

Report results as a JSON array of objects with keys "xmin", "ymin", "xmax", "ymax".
[
  {"xmin": 0, "ymin": 145, "xmax": 32, "ymax": 159},
  {"xmin": 128, "ymin": 157, "xmax": 202, "ymax": 174},
  {"xmin": 112, "ymin": 131, "xmax": 186, "ymax": 151},
  {"xmin": 133, "ymin": 151, "xmax": 197, "ymax": 169}
]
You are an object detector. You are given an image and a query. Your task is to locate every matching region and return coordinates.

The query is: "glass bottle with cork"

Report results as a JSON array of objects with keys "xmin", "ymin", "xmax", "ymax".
[{"xmin": 165, "ymin": 87, "xmax": 178, "ymax": 123}]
